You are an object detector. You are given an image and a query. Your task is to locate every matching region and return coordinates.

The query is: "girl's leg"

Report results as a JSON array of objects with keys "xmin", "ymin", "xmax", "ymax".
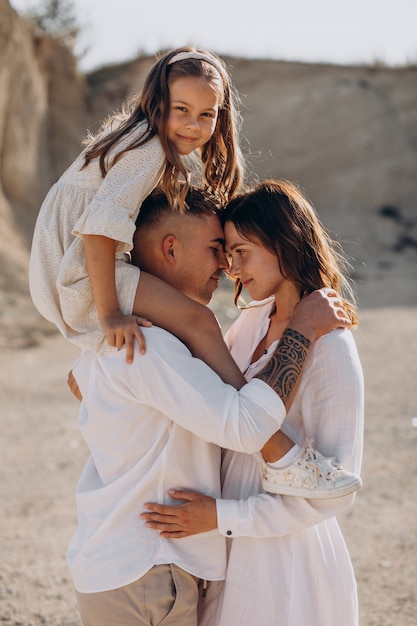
[{"xmin": 133, "ymin": 271, "xmax": 246, "ymax": 389}]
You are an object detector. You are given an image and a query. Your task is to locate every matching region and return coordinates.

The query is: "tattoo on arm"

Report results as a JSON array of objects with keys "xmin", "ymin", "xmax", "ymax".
[{"xmin": 256, "ymin": 328, "xmax": 312, "ymax": 406}]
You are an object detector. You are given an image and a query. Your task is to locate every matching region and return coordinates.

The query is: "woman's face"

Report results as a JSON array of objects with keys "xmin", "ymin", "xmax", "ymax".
[{"xmin": 224, "ymin": 221, "xmax": 287, "ymax": 301}]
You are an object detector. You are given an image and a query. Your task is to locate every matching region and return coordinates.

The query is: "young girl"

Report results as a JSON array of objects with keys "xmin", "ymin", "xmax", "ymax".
[
  {"xmin": 29, "ymin": 46, "xmax": 245, "ymax": 385},
  {"xmin": 141, "ymin": 180, "xmax": 364, "ymax": 625}
]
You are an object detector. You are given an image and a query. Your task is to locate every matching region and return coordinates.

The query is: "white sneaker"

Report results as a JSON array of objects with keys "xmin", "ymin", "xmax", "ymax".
[{"xmin": 260, "ymin": 443, "xmax": 362, "ymax": 498}]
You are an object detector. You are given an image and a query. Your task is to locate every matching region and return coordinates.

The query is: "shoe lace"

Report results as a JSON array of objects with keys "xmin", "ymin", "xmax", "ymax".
[{"xmin": 301, "ymin": 440, "xmax": 341, "ymax": 480}]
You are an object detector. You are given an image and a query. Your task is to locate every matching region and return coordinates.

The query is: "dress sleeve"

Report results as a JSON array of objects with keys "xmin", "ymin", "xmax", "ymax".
[
  {"xmin": 73, "ymin": 136, "xmax": 165, "ymax": 253},
  {"xmin": 216, "ymin": 329, "xmax": 364, "ymax": 538}
]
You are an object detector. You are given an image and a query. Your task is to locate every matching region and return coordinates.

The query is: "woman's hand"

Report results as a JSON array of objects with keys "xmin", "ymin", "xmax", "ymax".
[
  {"xmin": 290, "ymin": 288, "xmax": 351, "ymax": 342},
  {"xmin": 140, "ymin": 489, "xmax": 218, "ymax": 538}
]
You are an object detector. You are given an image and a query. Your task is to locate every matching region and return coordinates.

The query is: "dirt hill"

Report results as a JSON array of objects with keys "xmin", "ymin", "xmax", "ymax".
[
  {"xmin": 1, "ymin": 4, "xmax": 417, "ymax": 624},
  {"xmin": 1, "ymin": 0, "xmax": 417, "ymax": 347}
]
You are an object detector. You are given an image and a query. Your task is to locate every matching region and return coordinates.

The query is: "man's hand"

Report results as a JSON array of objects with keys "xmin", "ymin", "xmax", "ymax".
[
  {"xmin": 67, "ymin": 369, "xmax": 82, "ymax": 402},
  {"xmin": 140, "ymin": 490, "xmax": 217, "ymax": 538},
  {"xmin": 290, "ymin": 288, "xmax": 350, "ymax": 343},
  {"xmin": 101, "ymin": 312, "xmax": 152, "ymax": 364}
]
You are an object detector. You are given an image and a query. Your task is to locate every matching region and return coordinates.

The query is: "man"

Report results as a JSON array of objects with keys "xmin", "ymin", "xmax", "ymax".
[{"xmin": 68, "ymin": 187, "xmax": 350, "ymax": 625}]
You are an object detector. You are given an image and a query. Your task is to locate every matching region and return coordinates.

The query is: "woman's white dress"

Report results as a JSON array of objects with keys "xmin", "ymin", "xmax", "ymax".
[{"xmin": 199, "ymin": 298, "xmax": 364, "ymax": 626}]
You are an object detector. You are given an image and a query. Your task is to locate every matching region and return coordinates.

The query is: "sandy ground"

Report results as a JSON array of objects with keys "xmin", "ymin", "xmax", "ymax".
[{"xmin": 1, "ymin": 301, "xmax": 416, "ymax": 625}]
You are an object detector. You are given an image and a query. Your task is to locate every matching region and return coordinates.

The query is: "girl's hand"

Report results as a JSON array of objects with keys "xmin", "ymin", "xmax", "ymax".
[
  {"xmin": 140, "ymin": 489, "xmax": 217, "ymax": 538},
  {"xmin": 101, "ymin": 311, "xmax": 152, "ymax": 363}
]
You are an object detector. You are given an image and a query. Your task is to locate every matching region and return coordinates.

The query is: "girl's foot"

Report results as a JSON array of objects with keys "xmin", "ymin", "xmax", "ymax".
[{"xmin": 260, "ymin": 443, "xmax": 362, "ymax": 498}]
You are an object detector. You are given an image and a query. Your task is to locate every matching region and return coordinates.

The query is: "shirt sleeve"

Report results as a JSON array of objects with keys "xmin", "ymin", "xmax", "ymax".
[
  {"xmin": 107, "ymin": 327, "xmax": 286, "ymax": 454},
  {"xmin": 72, "ymin": 135, "xmax": 165, "ymax": 253},
  {"xmin": 216, "ymin": 329, "xmax": 364, "ymax": 538}
]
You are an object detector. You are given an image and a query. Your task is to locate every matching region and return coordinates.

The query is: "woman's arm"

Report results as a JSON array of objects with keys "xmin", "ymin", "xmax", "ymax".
[
  {"xmin": 221, "ymin": 330, "xmax": 363, "ymax": 536},
  {"xmin": 141, "ymin": 330, "xmax": 364, "ymax": 538}
]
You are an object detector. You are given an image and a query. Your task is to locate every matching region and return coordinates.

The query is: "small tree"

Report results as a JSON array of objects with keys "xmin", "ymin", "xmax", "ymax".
[{"xmin": 26, "ymin": 0, "xmax": 79, "ymax": 50}]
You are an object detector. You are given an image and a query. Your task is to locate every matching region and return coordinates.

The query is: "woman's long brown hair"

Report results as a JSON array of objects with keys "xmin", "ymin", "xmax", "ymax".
[{"xmin": 222, "ymin": 179, "xmax": 358, "ymax": 325}]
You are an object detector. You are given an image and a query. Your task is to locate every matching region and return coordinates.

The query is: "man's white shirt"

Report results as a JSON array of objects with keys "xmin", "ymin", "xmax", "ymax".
[{"xmin": 67, "ymin": 325, "xmax": 285, "ymax": 593}]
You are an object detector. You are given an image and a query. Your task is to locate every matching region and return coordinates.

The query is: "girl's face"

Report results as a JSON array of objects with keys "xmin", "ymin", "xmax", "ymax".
[
  {"xmin": 166, "ymin": 76, "xmax": 220, "ymax": 155},
  {"xmin": 225, "ymin": 221, "xmax": 289, "ymax": 301}
]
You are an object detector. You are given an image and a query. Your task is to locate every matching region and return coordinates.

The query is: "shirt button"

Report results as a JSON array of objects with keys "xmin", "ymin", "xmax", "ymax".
[{"xmin": 226, "ymin": 530, "xmax": 232, "ymax": 536}]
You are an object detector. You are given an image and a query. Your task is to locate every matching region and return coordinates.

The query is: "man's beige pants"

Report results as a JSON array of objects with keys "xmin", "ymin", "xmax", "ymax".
[{"xmin": 75, "ymin": 564, "xmax": 200, "ymax": 625}]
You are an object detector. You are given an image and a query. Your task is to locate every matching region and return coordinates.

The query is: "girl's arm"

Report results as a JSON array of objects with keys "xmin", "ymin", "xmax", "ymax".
[
  {"xmin": 74, "ymin": 137, "xmax": 166, "ymax": 363},
  {"xmin": 84, "ymin": 234, "xmax": 150, "ymax": 363}
]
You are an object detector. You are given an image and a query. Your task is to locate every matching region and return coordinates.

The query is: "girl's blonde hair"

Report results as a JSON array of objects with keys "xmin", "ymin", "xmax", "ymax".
[
  {"xmin": 222, "ymin": 180, "xmax": 358, "ymax": 326},
  {"xmin": 83, "ymin": 46, "xmax": 245, "ymax": 209}
]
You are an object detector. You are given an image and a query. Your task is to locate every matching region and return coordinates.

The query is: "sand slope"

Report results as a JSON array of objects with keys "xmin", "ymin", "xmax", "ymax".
[{"xmin": 1, "ymin": 305, "xmax": 416, "ymax": 625}]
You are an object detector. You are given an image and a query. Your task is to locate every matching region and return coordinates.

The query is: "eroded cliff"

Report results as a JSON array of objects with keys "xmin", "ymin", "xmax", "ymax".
[{"xmin": 1, "ymin": 0, "xmax": 416, "ymax": 346}]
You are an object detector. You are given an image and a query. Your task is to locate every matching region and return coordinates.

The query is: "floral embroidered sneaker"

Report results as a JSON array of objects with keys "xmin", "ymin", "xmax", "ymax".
[{"xmin": 260, "ymin": 443, "xmax": 362, "ymax": 498}]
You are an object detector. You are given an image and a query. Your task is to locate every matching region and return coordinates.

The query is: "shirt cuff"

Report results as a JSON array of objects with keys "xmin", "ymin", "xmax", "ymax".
[
  {"xmin": 216, "ymin": 498, "xmax": 249, "ymax": 538},
  {"xmin": 241, "ymin": 378, "xmax": 286, "ymax": 429}
]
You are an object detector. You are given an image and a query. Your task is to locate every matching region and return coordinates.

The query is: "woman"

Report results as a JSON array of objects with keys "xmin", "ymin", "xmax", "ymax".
[{"xmin": 142, "ymin": 180, "xmax": 364, "ymax": 626}]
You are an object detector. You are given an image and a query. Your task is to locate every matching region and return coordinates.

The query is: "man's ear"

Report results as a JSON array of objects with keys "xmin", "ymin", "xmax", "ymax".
[{"xmin": 162, "ymin": 234, "xmax": 176, "ymax": 264}]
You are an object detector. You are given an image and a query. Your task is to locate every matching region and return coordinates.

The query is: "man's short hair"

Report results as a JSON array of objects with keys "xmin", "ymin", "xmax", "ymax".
[{"xmin": 135, "ymin": 186, "xmax": 220, "ymax": 232}]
